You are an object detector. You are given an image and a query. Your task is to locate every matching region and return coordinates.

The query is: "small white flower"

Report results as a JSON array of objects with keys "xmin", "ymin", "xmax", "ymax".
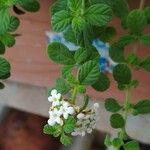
[
  {"xmin": 87, "ymin": 128, "xmax": 92, "ymax": 134},
  {"xmin": 58, "ymin": 100, "xmax": 75, "ymax": 119},
  {"xmin": 59, "ymin": 106, "xmax": 75, "ymax": 119},
  {"xmin": 48, "ymin": 89, "xmax": 61, "ymax": 106},
  {"xmin": 77, "ymin": 113, "xmax": 85, "ymax": 119},
  {"xmin": 93, "ymin": 103, "xmax": 99, "ymax": 111},
  {"xmin": 48, "ymin": 109, "xmax": 63, "ymax": 126}
]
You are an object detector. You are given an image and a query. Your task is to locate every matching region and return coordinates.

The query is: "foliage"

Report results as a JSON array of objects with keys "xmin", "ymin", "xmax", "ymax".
[
  {"xmin": 0, "ymin": 0, "xmax": 40, "ymax": 89},
  {"xmin": 0, "ymin": 0, "xmax": 150, "ymax": 149}
]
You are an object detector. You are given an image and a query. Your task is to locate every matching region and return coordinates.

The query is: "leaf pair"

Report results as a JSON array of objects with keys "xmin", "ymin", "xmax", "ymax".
[
  {"xmin": 52, "ymin": 0, "xmax": 112, "ymax": 33},
  {"xmin": 43, "ymin": 116, "xmax": 76, "ymax": 146}
]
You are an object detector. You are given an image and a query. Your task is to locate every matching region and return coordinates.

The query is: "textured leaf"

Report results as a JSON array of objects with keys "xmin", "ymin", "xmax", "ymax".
[
  {"xmin": 126, "ymin": 53, "xmax": 140, "ymax": 66},
  {"xmin": 112, "ymin": 0, "xmax": 129, "ymax": 19},
  {"xmin": 110, "ymin": 113, "xmax": 125, "ymax": 129},
  {"xmin": 140, "ymin": 34, "xmax": 150, "ymax": 46},
  {"xmin": 67, "ymin": 0, "xmax": 82, "ymax": 11},
  {"xmin": 52, "ymin": 10, "xmax": 72, "ymax": 32},
  {"xmin": 0, "ymin": 9, "xmax": 10, "ymax": 35},
  {"xmin": 113, "ymin": 138, "xmax": 122, "ymax": 148},
  {"xmin": 92, "ymin": 73, "xmax": 110, "ymax": 91},
  {"xmin": 118, "ymin": 35, "xmax": 136, "ymax": 47},
  {"xmin": 109, "ymin": 43, "xmax": 125, "ymax": 63},
  {"xmin": 55, "ymin": 78, "xmax": 71, "ymax": 94},
  {"xmin": 100, "ymin": 26, "xmax": 117, "ymax": 42},
  {"xmin": 113, "ymin": 64, "xmax": 132, "ymax": 84},
  {"xmin": 8, "ymin": 16, "xmax": 20, "ymax": 32},
  {"xmin": 51, "ymin": 0, "xmax": 68, "ymax": 15},
  {"xmin": 1, "ymin": 33, "xmax": 15, "ymax": 47},
  {"xmin": 61, "ymin": 65, "xmax": 73, "ymax": 78},
  {"xmin": 47, "ymin": 42, "xmax": 75, "ymax": 65},
  {"xmin": 18, "ymin": 0, "xmax": 40, "ymax": 12},
  {"xmin": 78, "ymin": 60, "xmax": 100, "ymax": 85},
  {"xmin": 74, "ymin": 48, "xmax": 88, "ymax": 64},
  {"xmin": 104, "ymin": 135, "xmax": 112, "ymax": 147},
  {"xmin": 60, "ymin": 133, "xmax": 72, "ymax": 146},
  {"xmin": 85, "ymin": 4, "xmax": 112, "ymax": 27},
  {"xmin": 127, "ymin": 10, "xmax": 147, "ymax": 34},
  {"xmin": 0, "ymin": 41, "xmax": 5, "ymax": 54},
  {"xmin": 124, "ymin": 141, "xmax": 140, "ymax": 150},
  {"xmin": 43, "ymin": 124, "xmax": 62, "ymax": 137},
  {"xmin": 63, "ymin": 116, "xmax": 76, "ymax": 133},
  {"xmin": 72, "ymin": 16, "xmax": 86, "ymax": 32},
  {"xmin": 140, "ymin": 56, "xmax": 150, "ymax": 71},
  {"xmin": 0, "ymin": 57, "xmax": 10, "ymax": 79},
  {"xmin": 105, "ymin": 98, "xmax": 122, "ymax": 113},
  {"xmin": 134, "ymin": 99, "xmax": 150, "ymax": 114}
]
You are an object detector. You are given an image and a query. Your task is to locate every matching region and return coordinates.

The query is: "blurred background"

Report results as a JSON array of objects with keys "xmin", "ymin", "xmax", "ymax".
[{"xmin": 0, "ymin": 0, "xmax": 150, "ymax": 149}]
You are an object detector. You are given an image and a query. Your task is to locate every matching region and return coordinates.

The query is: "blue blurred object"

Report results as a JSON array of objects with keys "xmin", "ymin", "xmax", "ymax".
[{"xmin": 46, "ymin": 32, "xmax": 117, "ymax": 73}]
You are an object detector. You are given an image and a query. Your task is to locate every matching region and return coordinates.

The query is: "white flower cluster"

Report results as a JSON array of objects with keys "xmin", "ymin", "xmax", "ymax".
[
  {"xmin": 47, "ymin": 89, "xmax": 99, "ymax": 137},
  {"xmin": 71, "ymin": 103, "xmax": 99, "ymax": 137},
  {"xmin": 48, "ymin": 89, "xmax": 75, "ymax": 126}
]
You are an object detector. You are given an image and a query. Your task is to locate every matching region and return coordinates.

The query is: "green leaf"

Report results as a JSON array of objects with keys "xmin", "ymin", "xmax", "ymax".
[
  {"xmin": 55, "ymin": 78, "xmax": 71, "ymax": 94},
  {"xmin": 72, "ymin": 16, "xmax": 86, "ymax": 32},
  {"xmin": 8, "ymin": 16, "xmax": 20, "ymax": 32},
  {"xmin": 0, "ymin": 9, "xmax": 10, "ymax": 35},
  {"xmin": 124, "ymin": 141, "xmax": 140, "ymax": 150},
  {"xmin": 52, "ymin": 10, "xmax": 72, "ymax": 32},
  {"xmin": 104, "ymin": 134, "xmax": 112, "ymax": 147},
  {"xmin": 18, "ymin": 0, "xmax": 40, "ymax": 12},
  {"xmin": 113, "ymin": 138, "xmax": 123, "ymax": 148},
  {"xmin": 63, "ymin": 116, "xmax": 76, "ymax": 133},
  {"xmin": 47, "ymin": 42, "xmax": 75, "ymax": 65},
  {"xmin": 100, "ymin": 26, "xmax": 117, "ymax": 42},
  {"xmin": 113, "ymin": 64, "xmax": 132, "ymax": 85},
  {"xmin": 110, "ymin": 113, "xmax": 125, "ymax": 129},
  {"xmin": 78, "ymin": 60, "xmax": 100, "ymax": 85},
  {"xmin": 74, "ymin": 48, "xmax": 88, "ymax": 64},
  {"xmin": 77, "ymin": 85, "xmax": 86, "ymax": 93},
  {"xmin": 51, "ymin": 0, "xmax": 68, "ymax": 15},
  {"xmin": 129, "ymin": 80, "xmax": 139, "ymax": 89},
  {"xmin": 112, "ymin": 0, "xmax": 129, "ymax": 19},
  {"xmin": 144, "ymin": 7, "xmax": 150, "ymax": 24},
  {"xmin": 0, "ymin": 82, "xmax": 5, "ymax": 89},
  {"xmin": 118, "ymin": 35, "xmax": 136, "ymax": 47},
  {"xmin": 62, "ymin": 65, "xmax": 73, "ymax": 79},
  {"xmin": 126, "ymin": 53, "xmax": 140, "ymax": 66},
  {"xmin": 80, "ymin": 95, "xmax": 89, "ymax": 111},
  {"xmin": 140, "ymin": 34, "xmax": 150, "ymax": 46},
  {"xmin": 67, "ymin": 0, "xmax": 82, "ymax": 11},
  {"xmin": 109, "ymin": 43, "xmax": 125, "ymax": 63},
  {"xmin": 0, "ymin": 0, "xmax": 17, "ymax": 9},
  {"xmin": 0, "ymin": 41, "xmax": 5, "ymax": 54},
  {"xmin": 127, "ymin": 9, "xmax": 147, "ymax": 35},
  {"xmin": 92, "ymin": 73, "xmax": 110, "ymax": 91},
  {"xmin": 60, "ymin": 133, "xmax": 73, "ymax": 146},
  {"xmin": 85, "ymin": 4, "xmax": 112, "ymax": 27},
  {"xmin": 0, "ymin": 57, "xmax": 10, "ymax": 79},
  {"xmin": 134, "ymin": 99, "xmax": 150, "ymax": 114},
  {"xmin": 43, "ymin": 124, "xmax": 62, "ymax": 137},
  {"xmin": 43, "ymin": 124, "xmax": 55, "ymax": 135},
  {"xmin": 1, "ymin": 33, "xmax": 15, "ymax": 47},
  {"xmin": 140, "ymin": 56, "xmax": 150, "ymax": 71},
  {"xmin": 64, "ymin": 27, "xmax": 77, "ymax": 44},
  {"xmin": 105, "ymin": 98, "xmax": 122, "ymax": 113}
]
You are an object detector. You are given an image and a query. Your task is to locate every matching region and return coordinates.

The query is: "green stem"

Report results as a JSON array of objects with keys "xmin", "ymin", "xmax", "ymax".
[
  {"xmin": 119, "ymin": 88, "xmax": 131, "ymax": 140},
  {"xmin": 71, "ymin": 86, "xmax": 78, "ymax": 104},
  {"xmin": 81, "ymin": 0, "xmax": 85, "ymax": 15}
]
